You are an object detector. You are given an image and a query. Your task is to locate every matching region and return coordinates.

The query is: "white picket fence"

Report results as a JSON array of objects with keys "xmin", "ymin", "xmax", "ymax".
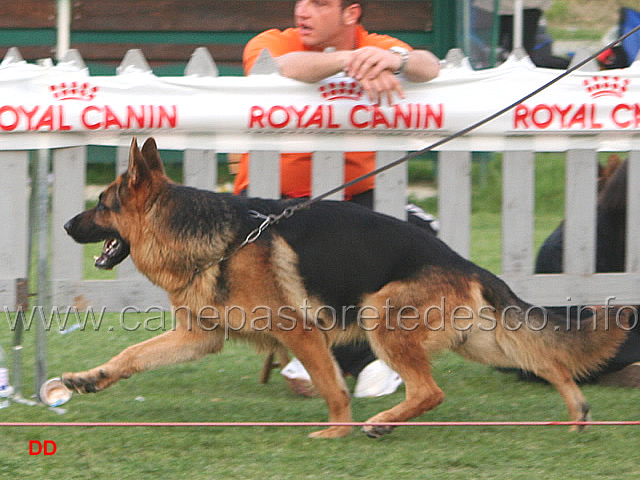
[{"xmin": 2, "ymin": 143, "xmax": 640, "ymax": 312}]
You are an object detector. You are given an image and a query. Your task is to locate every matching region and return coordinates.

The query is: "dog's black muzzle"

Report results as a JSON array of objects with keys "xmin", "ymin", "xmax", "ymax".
[{"xmin": 64, "ymin": 214, "xmax": 130, "ymax": 270}]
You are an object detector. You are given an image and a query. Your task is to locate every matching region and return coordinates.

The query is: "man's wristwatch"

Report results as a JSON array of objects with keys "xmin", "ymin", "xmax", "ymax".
[{"xmin": 389, "ymin": 46, "xmax": 410, "ymax": 75}]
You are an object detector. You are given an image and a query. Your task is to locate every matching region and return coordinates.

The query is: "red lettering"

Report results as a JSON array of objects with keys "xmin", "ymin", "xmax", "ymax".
[
  {"xmin": 57, "ymin": 105, "xmax": 72, "ymax": 131},
  {"xmin": 424, "ymin": 104, "xmax": 444, "ymax": 129},
  {"xmin": 0, "ymin": 105, "xmax": 19, "ymax": 131},
  {"xmin": 567, "ymin": 104, "xmax": 587, "ymax": 129},
  {"xmin": 103, "ymin": 105, "xmax": 122, "ymax": 129},
  {"xmin": 289, "ymin": 105, "xmax": 309, "ymax": 128},
  {"xmin": 326, "ymin": 105, "xmax": 340, "ymax": 128},
  {"xmin": 44, "ymin": 440, "xmax": 57, "ymax": 455},
  {"xmin": 350, "ymin": 105, "xmax": 370, "ymax": 128},
  {"xmin": 394, "ymin": 104, "xmax": 413, "ymax": 129},
  {"xmin": 19, "ymin": 106, "xmax": 39, "ymax": 130},
  {"xmin": 515, "ymin": 103, "xmax": 610, "ymax": 130},
  {"xmin": 513, "ymin": 104, "xmax": 529, "ymax": 128},
  {"xmin": 531, "ymin": 104, "xmax": 553, "ymax": 129},
  {"xmin": 34, "ymin": 105, "xmax": 54, "ymax": 131},
  {"xmin": 620, "ymin": 103, "xmax": 640, "ymax": 128},
  {"xmin": 303, "ymin": 105, "xmax": 323, "ymax": 128},
  {"xmin": 589, "ymin": 103, "xmax": 603, "ymax": 129},
  {"xmin": 248, "ymin": 106, "xmax": 265, "ymax": 128},
  {"xmin": 157, "ymin": 105, "xmax": 177, "ymax": 128},
  {"xmin": 28, "ymin": 440, "xmax": 57, "ymax": 455},
  {"xmin": 612, "ymin": 104, "xmax": 631, "ymax": 128},
  {"xmin": 126, "ymin": 105, "xmax": 146, "ymax": 129},
  {"xmin": 371, "ymin": 106, "xmax": 390, "ymax": 129},
  {"xmin": 29, "ymin": 440, "xmax": 42, "ymax": 455},
  {"xmin": 81, "ymin": 105, "xmax": 102, "ymax": 130},
  {"xmin": 554, "ymin": 104, "xmax": 573, "ymax": 128},
  {"xmin": 268, "ymin": 105, "xmax": 290, "ymax": 128}
]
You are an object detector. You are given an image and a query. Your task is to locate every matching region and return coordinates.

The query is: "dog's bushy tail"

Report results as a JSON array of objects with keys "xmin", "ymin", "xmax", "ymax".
[{"xmin": 482, "ymin": 279, "xmax": 629, "ymax": 380}]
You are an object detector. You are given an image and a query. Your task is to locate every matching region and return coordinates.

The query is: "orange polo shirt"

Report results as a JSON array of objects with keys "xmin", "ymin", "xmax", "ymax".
[{"xmin": 233, "ymin": 26, "xmax": 412, "ymax": 199}]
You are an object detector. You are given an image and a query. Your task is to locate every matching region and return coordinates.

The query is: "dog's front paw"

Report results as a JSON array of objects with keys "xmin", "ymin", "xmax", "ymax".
[
  {"xmin": 62, "ymin": 369, "xmax": 111, "ymax": 394},
  {"xmin": 361, "ymin": 424, "xmax": 395, "ymax": 438}
]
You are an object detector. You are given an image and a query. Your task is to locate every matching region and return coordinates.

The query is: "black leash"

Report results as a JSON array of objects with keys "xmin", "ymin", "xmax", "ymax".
[{"xmin": 196, "ymin": 23, "xmax": 640, "ymax": 274}]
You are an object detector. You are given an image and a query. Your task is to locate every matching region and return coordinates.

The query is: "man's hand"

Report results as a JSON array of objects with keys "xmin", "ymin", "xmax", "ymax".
[
  {"xmin": 359, "ymin": 70, "xmax": 404, "ymax": 106},
  {"xmin": 345, "ymin": 47, "xmax": 405, "ymax": 105},
  {"xmin": 345, "ymin": 46, "xmax": 401, "ymax": 81}
]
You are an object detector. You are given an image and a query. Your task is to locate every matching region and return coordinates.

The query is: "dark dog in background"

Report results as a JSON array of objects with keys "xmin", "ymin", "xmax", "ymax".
[
  {"xmin": 530, "ymin": 157, "xmax": 640, "ymax": 385},
  {"xmin": 62, "ymin": 138, "xmax": 627, "ymax": 437},
  {"xmin": 536, "ymin": 155, "xmax": 626, "ymax": 275}
]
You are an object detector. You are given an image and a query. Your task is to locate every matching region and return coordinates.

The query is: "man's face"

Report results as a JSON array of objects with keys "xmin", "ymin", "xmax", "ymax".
[{"xmin": 294, "ymin": 0, "xmax": 351, "ymax": 50}]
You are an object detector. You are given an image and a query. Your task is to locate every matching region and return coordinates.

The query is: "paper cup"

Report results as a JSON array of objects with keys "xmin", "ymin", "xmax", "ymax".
[{"xmin": 40, "ymin": 377, "xmax": 72, "ymax": 407}]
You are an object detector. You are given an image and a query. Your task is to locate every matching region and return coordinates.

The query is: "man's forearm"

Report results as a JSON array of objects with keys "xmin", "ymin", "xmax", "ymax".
[
  {"xmin": 275, "ymin": 51, "xmax": 350, "ymax": 82},
  {"xmin": 275, "ymin": 48, "xmax": 440, "ymax": 84},
  {"xmin": 402, "ymin": 50, "xmax": 441, "ymax": 83}
]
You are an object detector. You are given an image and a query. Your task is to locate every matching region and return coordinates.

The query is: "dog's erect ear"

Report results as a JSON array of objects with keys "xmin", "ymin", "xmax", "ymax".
[
  {"xmin": 127, "ymin": 137, "xmax": 147, "ymax": 188},
  {"xmin": 140, "ymin": 137, "xmax": 166, "ymax": 176},
  {"xmin": 127, "ymin": 137, "xmax": 165, "ymax": 188}
]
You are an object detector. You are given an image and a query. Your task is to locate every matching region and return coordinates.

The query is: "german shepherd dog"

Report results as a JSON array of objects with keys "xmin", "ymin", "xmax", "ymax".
[{"xmin": 63, "ymin": 137, "xmax": 627, "ymax": 438}]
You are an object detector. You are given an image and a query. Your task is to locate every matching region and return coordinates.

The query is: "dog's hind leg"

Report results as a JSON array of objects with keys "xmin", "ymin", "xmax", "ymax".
[
  {"xmin": 62, "ymin": 323, "xmax": 223, "ymax": 394},
  {"xmin": 359, "ymin": 296, "xmax": 445, "ymax": 438},
  {"xmin": 361, "ymin": 343, "xmax": 444, "ymax": 438},
  {"xmin": 531, "ymin": 363, "xmax": 590, "ymax": 431}
]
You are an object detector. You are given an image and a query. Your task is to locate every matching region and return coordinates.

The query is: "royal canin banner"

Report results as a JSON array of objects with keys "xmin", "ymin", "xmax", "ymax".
[{"xmin": 0, "ymin": 56, "xmax": 639, "ymax": 151}]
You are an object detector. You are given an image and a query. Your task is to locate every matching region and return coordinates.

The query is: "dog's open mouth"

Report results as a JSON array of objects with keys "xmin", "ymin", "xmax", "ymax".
[{"xmin": 94, "ymin": 237, "xmax": 130, "ymax": 270}]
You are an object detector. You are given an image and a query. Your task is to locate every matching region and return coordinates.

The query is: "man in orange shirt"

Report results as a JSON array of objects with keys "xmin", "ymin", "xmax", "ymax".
[
  {"xmin": 233, "ymin": 0, "xmax": 440, "ymax": 397},
  {"xmin": 233, "ymin": 0, "xmax": 441, "ymax": 204}
]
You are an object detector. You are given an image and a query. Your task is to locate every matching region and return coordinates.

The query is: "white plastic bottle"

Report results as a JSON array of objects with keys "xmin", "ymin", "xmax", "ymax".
[{"xmin": 0, "ymin": 345, "xmax": 12, "ymax": 408}]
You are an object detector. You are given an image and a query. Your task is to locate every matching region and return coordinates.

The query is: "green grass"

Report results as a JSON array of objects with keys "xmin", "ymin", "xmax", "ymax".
[
  {"xmin": 544, "ymin": 0, "xmax": 639, "ymax": 41},
  {"xmin": 547, "ymin": 26, "xmax": 604, "ymax": 41},
  {"xmin": 3, "ymin": 152, "xmax": 638, "ymax": 479},
  {"xmin": 2, "ymin": 323, "xmax": 639, "ymax": 479}
]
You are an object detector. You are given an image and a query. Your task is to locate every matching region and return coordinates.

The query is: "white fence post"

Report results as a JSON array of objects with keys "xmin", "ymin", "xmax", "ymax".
[
  {"xmin": 438, "ymin": 150, "xmax": 471, "ymax": 258},
  {"xmin": 0, "ymin": 151, "xmax": 29, "ymax": 309},
  {"xmin": 248, "ymin": 150, "xmax": 280, "ymax": 199},
  {"xmin": 52, "ymin": 147, "xmax": 86, "ymax": 288},
  {"xmin": 502, "ymin": 150, "xmax": 535, "ymax": 275},
  {"xmin": 564, "ymin": 149, "xmax": 598, "ymax": 277},
  {"xmin": 626, "ymin": 149, "xmax": 640, "ymax": 273},
  {"xmin": 311, "ymin": 151, "xmax": 344, "ymax": 201},
  {"xmin": 375, "ymin": 151, "xmax": 407, "ymax": 219},
  {"xmin": 184, "ymin": 149, "xmax": 218, "ymax": 191}
]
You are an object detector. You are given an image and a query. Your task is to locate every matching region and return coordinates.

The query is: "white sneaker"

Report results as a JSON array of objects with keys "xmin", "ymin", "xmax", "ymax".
[
  {"xmin": 281, "ymin": 358, "xmax": 317, "ymax": 398},
  {"xmin": 353, "ymin": 360, "xmax": 403, "ymax": 398},
  {"xmin": 281, "ymin": 357, "xmax": 311, "ymax": 381}
]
